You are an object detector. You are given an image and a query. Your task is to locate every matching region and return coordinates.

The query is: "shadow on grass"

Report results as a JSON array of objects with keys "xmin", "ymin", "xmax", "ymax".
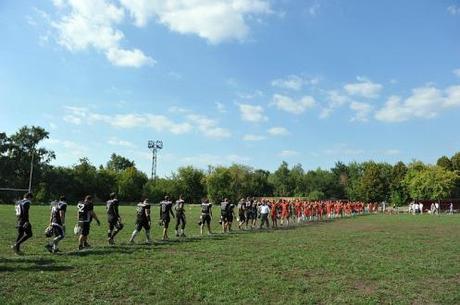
[
  {"xmin": 11, "ymin": 214, "xmax": 372, "ymax": 258},
  {"xmin": 0, "ymin": 257, "xmax": 74, "ymax": 272}
]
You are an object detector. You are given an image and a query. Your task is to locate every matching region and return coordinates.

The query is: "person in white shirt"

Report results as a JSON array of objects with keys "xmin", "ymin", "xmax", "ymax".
[
  {"xmin": 259, "ymin": 200, "xmax": 270, "ymax": 229},
  {"xmin": 434, "ymin": 202, "xmax": 440, "ymax": 215},
  {"xmin": 419, "ymin": 202, "xmax": 424, "ymax": 214}
]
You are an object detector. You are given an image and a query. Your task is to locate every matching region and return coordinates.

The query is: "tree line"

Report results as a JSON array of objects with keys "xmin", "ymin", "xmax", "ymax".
[{"xmin": 1, "ymin": 126, "xmax": 459, "ymax": 205}]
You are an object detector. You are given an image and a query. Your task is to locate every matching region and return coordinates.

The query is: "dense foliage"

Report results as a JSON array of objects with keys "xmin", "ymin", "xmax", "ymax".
[{"xmin": 0, "ymin": 126, "xmax": 459, "ymax": 204}]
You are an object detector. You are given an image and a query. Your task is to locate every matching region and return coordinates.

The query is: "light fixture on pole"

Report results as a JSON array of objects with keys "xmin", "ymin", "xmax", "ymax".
[{"xmin": 147, "ymin": 140, "xmax": 163, "ymax": 180}]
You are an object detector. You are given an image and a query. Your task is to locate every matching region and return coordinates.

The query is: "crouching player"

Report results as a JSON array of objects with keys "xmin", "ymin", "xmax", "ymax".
[
  {"xmin": 129, "ymin": 199, "xmax": 152, "ymax": 244},
  {"xmin": 106, "ymin": 193, "xmax": 123, "ymax": 245},
  {"xmin": 45, "ymin": 196, "xmax": 67, "ymax": 253}
]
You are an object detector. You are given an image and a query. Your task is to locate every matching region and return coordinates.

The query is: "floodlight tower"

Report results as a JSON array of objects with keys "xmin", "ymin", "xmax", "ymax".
[{"xmin": 148, "ymin": 140, "xmax": 163, "ymax": 180}]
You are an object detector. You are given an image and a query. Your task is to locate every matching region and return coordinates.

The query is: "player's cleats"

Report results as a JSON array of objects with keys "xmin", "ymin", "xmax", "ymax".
[
  {"xmin": 11, "ymin": 244, "xmax": 22, "ymax": 255},
  {"xmin": 45, "ymin": 244, "xmax": 53, "ymax": 253},
  {"xmin": 108, "ymin": 238, "xmax": 114, "ymax": 245},
  {"xmin": 78, "ymin": 245, "xmax": 85, "ymax": 251},
  {"xmin": 83, "ymin": 242, "xmax": 91, "ymax": 248}
]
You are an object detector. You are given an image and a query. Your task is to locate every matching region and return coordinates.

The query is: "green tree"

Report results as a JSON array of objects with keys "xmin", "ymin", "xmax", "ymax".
[
  {"xmin": 356, "ymin": 161, "xmax": 392, "ymax": 202},
  {"xmin": 73, "ymin": 158, "xmax": 98, "ymax": 200},
  {"xmin": 206, "ymin": 167, "xmax": 235, "ymax": 203},
  {"xmin": 117, "ymin": 167, "xmax": 148, "ymax": 202},
  {"xmin": 269, "ymin": 161, "xmax": 291, "ymax": 196},
  {"xmin": 175, "ymin": 166, "xmax": 206, "ymax": 204},
  {"xmin": 404, "ymin": 166, "xmax": 458, "ymax": 200},
  {"xmin": 106, "ymin": 153, "xmax": 135, "ymax": 172},
  {"xmin": 389, "ymin": 161, "xmax": 409, "ymax": 206},
  {"xmin": 451, "ymin": 152, "xmax": 460, "ymax": 171},
  {"xmin": 436, "ymin": 156, "xmax": 453, "ymax": 171}
]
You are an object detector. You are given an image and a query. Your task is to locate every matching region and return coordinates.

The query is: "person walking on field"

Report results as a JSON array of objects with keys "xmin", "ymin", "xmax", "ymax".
[
  {"xmin": 129, "ymin": 199, "xmax": 152, "ymax": 244},
  {"xmin": 175, "ymin": 196, "xmax": 186, "ymax": 237},
  {"xmin": 77, "ymin": 195, "xmax": 101, "ymax": 250},
  {"xmin": 106, "ymin": 193, "xmax": 123, "ymax": 245},
  {"xmin": 237, "ymin": 198, "xmax": 246, "ymax": 230},
  {"xmin": 259, "ymin": 200, "xmax": 270, "ymax": 229},
  {"xmin": 11, "ymin": 192, "xmax": 34, "ymax": 254},
  {"xmin": 159, "ymin": 196, "xmax": 175, "ymax": 240},
  {"xmin": 45, "ymin": 196, "xmax": 67, "ymax": 253},
  {"xmin": 199, "ymin": 198, "xmax": 213, "ymax": 236},
  {"xmin": 219, "ymin": 198, "xmax": 231, "ymax": 233}
]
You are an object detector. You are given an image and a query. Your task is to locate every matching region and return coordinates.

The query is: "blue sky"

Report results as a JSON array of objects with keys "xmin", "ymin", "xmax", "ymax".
[{"xmin": 1, "ymin": 0, "xmax": 460, "ymax": 177}]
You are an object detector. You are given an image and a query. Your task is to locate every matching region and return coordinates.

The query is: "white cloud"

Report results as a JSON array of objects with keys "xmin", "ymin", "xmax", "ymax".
[
  {"xmin": 307, "ymin": 2, "xmax": 320, "ymax": 16},
  {"xmin": 106, "ymin": 48, "xmax": 155, "ymax": 67},
  {"xmin": 238, "ymin": 103, "xmax": 268, "ymax": 122},
  {"xmin": 349, "ymin": 101, "xmax": 372, "ymax": 122},
  {"xmin": 320, "ymin": 90, "xmax": 350, "ymax": 118},
  {"xmin": 62, "ymin": 106, "xmax": 207, "ymax": 136},
  {"xmin": 44, "ymin": 138, "xmax": 88, "ymax": 159},
  {"xmin": 267, "ymin": 127, "xmax": 289, "ymax": 136},
  {"xmin": 374, "ymin": 85, "xmax": 460, "ymax": 122},
  {"xmin": 51, "ymin": 0, "xmax": 154, "ymax": 68},
  {"xmin": 278, "ymin": 150, "xmax": 299, "ymax": 157},
  {"xmin": 344, "ymin": 76, "xmax": 383, "ymax": 98},
  {"xmin": 186, "ymin": 114, "xmax": 231, "ymax": 139},
  {"xmin": 448, "ymin": 5, "xmax": 460, "ymax": 15},
  {"xmin": 384, "ymin": 149, "xmax": 400, "ymax": 156},
  {"xmin": 453, "ymin": 69, "xmax": 460, "ymax": 77},
  {"xmin": 215, "ymin": 102, "xmax": 227, "ymax": 113},
  {"xmin": 243, "ymin": 134, "xmax": 266, "ymax": 141},
  {"xmin": 237, "ymin": 90, "xmax": 264, "ymax": 99},
  {"xmin": 271, "ymin": 75, "xmax": 319, "ymax": 91},
  {"xmin": 272, "ymin": 94, "xmax": 315, "ymax": 114},
  {"xmin": 180, "ymin": 153, "xmax": 250, "ymax": 167},
  {"xmin": 324, "ymin": 144, "xmax": 364, "ymax": 156},
  {"xmin": 120, "ymin": 0, "xmax": 272, "ymax": 43},
  {"xmin": 444, "ymin": 85, "xmax": 460, "ymax": 107},
  {"xmin": 107, "ymin": 137, "xmax": 136, "ymax": 148}
]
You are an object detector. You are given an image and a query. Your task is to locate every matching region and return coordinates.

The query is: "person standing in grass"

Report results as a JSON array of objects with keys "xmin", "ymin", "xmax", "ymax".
[
  {"xmin": 199, "ymin": 198, "xmax": 213, "ymax": 236},
  {"xmin": 227, "ymin": 201, "xmax": 235, "ymax": 232},
  {"xmin": 175, "ymin": 195, "xmax": 186, "ymax": 237},
  {"xmin": 159, "ymin": 196, "xmax": 175, "ymax": 240},
  {"xmin": 219, "ymin": 198, "xmax": 230, "ymax": 233},
  {"xmin": 11, "ymin": 192, "xmax": 34, "ymax": 255},
  {"xmin": 129, "ymin": 199, "xmax": 152, "ymax": 244},
  {"xmin": 259, "ymin": 200, "xmax": 270, "ymax": 229},
  {"xmin": 77, "ymin": 195, "xmax": 100, "ymax": 250},
  {"xmin": 237, "ymin": 198, "xmax": 246, "ymax": 230},
  {"xmin": 106, "ymin": 193, "xmax": 123, "ymax": 245},
  {"xmin": 45, "ymin": 196, "xmax": 67, "ymax": 253}
]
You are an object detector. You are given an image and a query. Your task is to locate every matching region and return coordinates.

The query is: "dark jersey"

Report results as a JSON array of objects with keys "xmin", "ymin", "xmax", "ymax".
[
  {"xmin": 136, "ymin": 203, "xmax": 151, "ymax": 223},
  {"xmin": 51, "ymin": 201, "xmax": 67, "ymax": 225},
  {"xmin": 106, "ymin": 199, "xmax": 120, "ymax": 220},
  {"xmin": 238, "ymin": 200, "xmax": 246, "ymax": 212},
  {"xmin": 220, "ymin": 201, "xmax": 230, "ymax": 215},
  {"xmin": 77, "ymin": 201, "xmax": 93, "ymax": 222},
  {"xmin": 175, "ymin": 199, "xmax": 185, "ymax": 214},
  {"xmin": 15, "ymin": 199, "xmax": 31, "ymax": 223},
  {"xmin": 201, "ymin": 202, "xmax": 212, "ymax": 215}
]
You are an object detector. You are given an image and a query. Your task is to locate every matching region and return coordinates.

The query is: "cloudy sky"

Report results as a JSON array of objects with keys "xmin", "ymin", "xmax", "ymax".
[{"xmin": 1, "ymin": 0, "xmax": 460, "ymax": 176}]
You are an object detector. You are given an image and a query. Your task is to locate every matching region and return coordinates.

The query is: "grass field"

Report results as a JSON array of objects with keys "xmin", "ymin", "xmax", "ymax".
[{"xmin": 0, "ymin": 204, "xmax": 459, "ymax": 305}]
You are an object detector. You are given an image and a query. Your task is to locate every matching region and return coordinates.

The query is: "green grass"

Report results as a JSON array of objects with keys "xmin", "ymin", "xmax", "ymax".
[{"xmin": 0, "ymin": 205, "xmax": 459, "ymax": 305}]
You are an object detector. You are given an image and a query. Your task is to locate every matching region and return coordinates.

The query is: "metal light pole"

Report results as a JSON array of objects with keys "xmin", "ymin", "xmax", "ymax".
[
  {"xmin": 28, "ymin": 148, "xmax": 35, "ymax": 193},
  {"xmin": 148, "ymin": 140, "xmax": 163, "ymax": 180}
]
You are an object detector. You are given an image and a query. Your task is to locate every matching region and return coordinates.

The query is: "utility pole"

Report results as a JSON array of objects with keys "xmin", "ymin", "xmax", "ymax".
[
  {"xmin": 28, "ymin": 148, "xmax": 35, "ymax": 193},
  {"xmin": 147, "ymin": 140, "xmax": 163, "ymax": 180}
]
